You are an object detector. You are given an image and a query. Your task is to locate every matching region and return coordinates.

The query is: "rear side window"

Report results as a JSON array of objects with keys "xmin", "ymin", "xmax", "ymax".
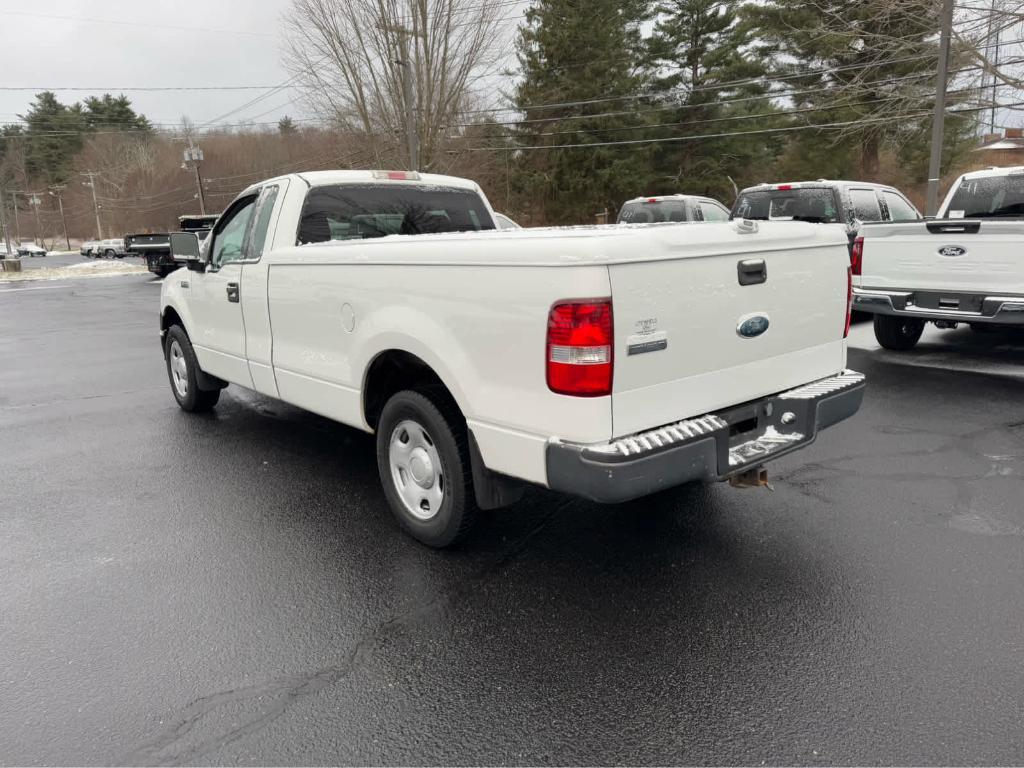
[
  {"xmin": 699, "ymin": 201, "xmax": 730, "ymax": 221},
  {"xmin": 618, "ymin": 200, "xmax": 688, "ymax": 223},
  {"xmin": 732, "ymin": 188, "xmax": 841, "ymax": 223},
  {"xmin": 297, "ymin": 184, "xmax": 495, "ymax": 244},
  {"xmin": 849, "ymin": 189, "xmax": 882, "ymax": 222},
  {"xmin": 882, "ymin": 191, "xmax": 919, "ymax": 221}
]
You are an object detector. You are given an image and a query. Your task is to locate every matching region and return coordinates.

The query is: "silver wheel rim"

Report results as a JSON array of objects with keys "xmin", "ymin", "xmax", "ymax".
[
  {"xmin": 388, "ymin": 419, "xmax": 444, "ymax": 521},
  {"xmin": 169, "ymin": 340, "xmax": 188, "ymax": 397}
]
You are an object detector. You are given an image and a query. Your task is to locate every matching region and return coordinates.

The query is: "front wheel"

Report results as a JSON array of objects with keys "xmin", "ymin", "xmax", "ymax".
[
  {"xmin": 874, "ymin": 315, "xmax": 925, "ymax": 351},
  {"xmin": 105, "ymin": 249, "xmax": 115, "ymax": 258},
  {"xmin": 375, "ymin": 390, "xmax": 477, "ymax": 548},
  {"xmin": 164, "ymin": 325, "xmax": 221, "ymax": 412}
]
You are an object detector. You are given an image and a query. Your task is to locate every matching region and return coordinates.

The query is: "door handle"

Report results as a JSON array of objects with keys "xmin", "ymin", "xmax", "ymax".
[
  {"xmin": 226, "ymin": 282, "xmax": 239, "ymax": 303},
  {"xmin": 737, "ymin": 259, "xmax": 767, "ymax": 286}
]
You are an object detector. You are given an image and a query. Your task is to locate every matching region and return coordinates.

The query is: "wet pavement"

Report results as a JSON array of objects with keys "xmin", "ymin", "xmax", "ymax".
[{"xmin": 1, "ymin": 276, "xmax": 1023, "ymax": 765}]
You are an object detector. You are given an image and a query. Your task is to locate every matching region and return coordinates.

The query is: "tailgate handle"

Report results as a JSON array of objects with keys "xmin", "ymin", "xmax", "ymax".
[
  {"xmin": 926, "ymin": 220, "xmax": 981, "ymax": 234},
  {"xmin": 737, "ymin": 259, "xmax": 767, "ymax": 286}
]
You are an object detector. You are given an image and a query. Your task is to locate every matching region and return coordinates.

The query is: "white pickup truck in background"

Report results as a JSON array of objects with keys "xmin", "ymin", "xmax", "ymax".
[
  {"xmin": 159, "ymin": 170, "xmax": 864, "ymax": 547},
  {"xmin": 854, "ymin": 165, "xmax": 1024, "ymax": 350}
]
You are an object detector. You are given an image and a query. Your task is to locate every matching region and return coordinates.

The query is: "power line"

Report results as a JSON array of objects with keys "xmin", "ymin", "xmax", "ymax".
[
  {"xmin": 0, "ymin": 10, "xmax": 275, "ymax": 37},
  {"xmin": 458, "ymin": 99, "xmax": 1024, "ymax": 152}
]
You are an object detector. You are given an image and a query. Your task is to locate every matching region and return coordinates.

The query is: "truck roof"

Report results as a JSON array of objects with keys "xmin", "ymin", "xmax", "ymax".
[
  {"xmin": 621, "ymin": 194, "xmax": 712, "ymax": 204},
  {"xmin": 956, "ymin": 165, "xmax": 1024, "ymax": 180},
  {"xmin": 243, "ymin": 170, "xmax": 482, "ymax": 197},
  {"xmin": 741, "ymin": 179, "xmax": 897, "ymax": 192}
]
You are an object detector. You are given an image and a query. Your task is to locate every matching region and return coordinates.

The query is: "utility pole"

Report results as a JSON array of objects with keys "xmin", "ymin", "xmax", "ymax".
[
  {"xmin": 28, "ymin": 192, "xmax": 42, "ymax": 246},
  {"xmin": 0, "ymin": 187, "xmax": 12, "ymax": 257},
  {"xmin": 183, "ymin": 139, "xmax": 207, "ymax": 215},
  {"xmin": 81, "ymin": 171, "xmax": 103, "ymax": 239},
  {"xmin": 379, "ymin": 17, "xmax": 420, "ymax": 171},
  {"xmin": 49, "ymin": 184, "xmax": 70, "ymax": 251},
  {"xmin": 926, "ymin": 0, "xmax": 956, "ymax": 217},
  {"xmin": 9, "ymin": 190, "xmax": 21, "ymax": 243}
]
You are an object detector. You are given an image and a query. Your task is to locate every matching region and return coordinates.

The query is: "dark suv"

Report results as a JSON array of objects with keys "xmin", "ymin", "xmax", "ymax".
[{"xmin": 731, "ymin": 180, "xmax": 921, "ymax": 245}]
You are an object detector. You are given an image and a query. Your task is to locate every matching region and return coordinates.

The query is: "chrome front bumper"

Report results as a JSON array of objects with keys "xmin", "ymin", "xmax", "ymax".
[
  {"xmin": 853, "ymin": 288, "xmax": 1024, "ymax": 325},
  {"xmin": 546, "ymin": 370, "xmax": 865, "ymax": 503}
]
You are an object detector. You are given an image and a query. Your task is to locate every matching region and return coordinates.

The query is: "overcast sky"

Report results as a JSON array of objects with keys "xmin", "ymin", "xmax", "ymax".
[{"xmin": 0, "ymin": 0, "xmax": 301, "ymax": 129}]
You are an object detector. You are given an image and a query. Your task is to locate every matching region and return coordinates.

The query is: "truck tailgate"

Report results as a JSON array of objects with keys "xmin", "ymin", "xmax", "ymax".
[
  {"xmin": 609, "ymin": 223, "xmax": 848, "ymax": 436},
  {"xmin": 859, "ymin": 220, "xmax": 1024, "ymax": 294}
]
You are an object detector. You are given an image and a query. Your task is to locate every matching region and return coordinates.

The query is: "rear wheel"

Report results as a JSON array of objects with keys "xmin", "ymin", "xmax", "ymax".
[
  {"xmin": 375, "ymin": 390, "xmax": 476, "ymax": 548},
  {"xmin": 164, "ymin": 325, "xmax": 221, "ymax": 412},
  {"xmin": 105, "ymin": 249, "xmax": 115, "ymax": 258},
  {"xmin": 874, "ymin": 315, "xmax": 925, "ymax": 351}
]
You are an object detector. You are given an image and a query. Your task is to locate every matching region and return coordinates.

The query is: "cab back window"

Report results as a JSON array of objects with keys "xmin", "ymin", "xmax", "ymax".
[
  {"xmin": 946, "ymin": 175, "xmax": 1024, "ymax": 219},
  {"xmin": 297, "ymin": 184, "xmax": 495, "ymax": 244},
  {"xmin": 617, "ymin": 200, "xmax": 688, "ymax": 223},
  {"xmin": 733, "ymin": 188, "xmax": 841, "ymax": 223}
]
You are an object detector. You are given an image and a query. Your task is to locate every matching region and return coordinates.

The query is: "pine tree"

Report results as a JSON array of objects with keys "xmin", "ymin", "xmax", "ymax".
[
  {"xmin": 21, "ymin": 92, "xmax": 88, "ymax": 184},
  {"xmin": 82, "ymin": 94, "xmax": 152, "ymax": 132},
  {"xmin": 278, "ymin": 116, "xmax": 297, "ymax": 134},
  {"xmin": 749, "ymin": 0, "xmax": 975, "ymax": 180},
  {"xmin": 511, "ymin": 0, "xmax": 653, "ymax": 224},
  {"xmin": 645, "ymin": 0, "xmax": 780, "ymax": 201}
]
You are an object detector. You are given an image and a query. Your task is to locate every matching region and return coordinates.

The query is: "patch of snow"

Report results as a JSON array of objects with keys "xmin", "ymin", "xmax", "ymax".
[{"xmin": 0, "ymin": 260, "xmax": 147, "ymax": 282}]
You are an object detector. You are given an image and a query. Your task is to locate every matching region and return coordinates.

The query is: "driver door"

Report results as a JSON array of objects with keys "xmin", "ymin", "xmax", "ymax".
[{"xmin": 189, "ymin": 195, "xmax": 258, "ymax": 387}]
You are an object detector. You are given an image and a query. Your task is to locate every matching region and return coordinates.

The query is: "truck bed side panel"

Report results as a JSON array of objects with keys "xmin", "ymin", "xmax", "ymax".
[{"xmin": 267, "ymin": 263, "xmax": 612, "ymax": 485}]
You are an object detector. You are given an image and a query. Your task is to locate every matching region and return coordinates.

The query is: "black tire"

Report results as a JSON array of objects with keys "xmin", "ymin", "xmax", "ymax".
[
  {"xmin": 874, "ymin": 314, "xmax": 925, "ymax": 351},
  {"xmin": 163, "ymin": 325, "xmax": 221, "ymax": 412},
  {"xmin": 154, "ymin": 267, "xmax": 172, "ymax": 279},
  {"xmin": 970, "ymin": 323, "xmax": 996, "ymax": 334},
  {"xmin": 375, "ymin": 390, "xmax": 477, "ymax": 548},
  {"xmin": 105, "ymin": 249, "xmax": 115, "ymax": 258}
]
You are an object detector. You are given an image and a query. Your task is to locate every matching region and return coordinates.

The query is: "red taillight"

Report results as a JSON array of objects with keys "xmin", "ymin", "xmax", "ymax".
[
  {"xmin": 646, "ymin": 197, "xmax": 658, "ymax": 203},
  {"xmin": 547, "ymin": 300, "xmax": 614, "ymax": 397},
  {"xmin": 844, "ymin": 266, "xmax": 853, "ymax": 338},
  {"xmin": 850, "ymin": 235, "xmax": 864, "ymax": 276},
  {"xmin": 776, "ymin": 184, "xmax": 792, "ymax": 190}
]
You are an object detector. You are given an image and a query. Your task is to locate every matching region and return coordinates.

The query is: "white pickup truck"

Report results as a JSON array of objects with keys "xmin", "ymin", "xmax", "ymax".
[
  {"xmin": 853, "ymin": 165, "xmax": 1024, "ymax": 349},
  {"xmin": 160, "ymin": 170, "xmax": 865, "ymax": 547}
]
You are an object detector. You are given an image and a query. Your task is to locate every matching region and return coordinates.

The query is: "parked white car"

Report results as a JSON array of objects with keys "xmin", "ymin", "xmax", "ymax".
[
  {"xmin": 160, "ymin": 170, "xmax": 864, "ymax": 547},
  {"xmin": 96, "ymin": 238, "xmax": 127, "ymax": 258},
  {"xmin": 17, "ymin": 242, "xmax": 46, "ymax": 257},
  {"xmin": 853, "ymin": 165, "xmax": 1024, "ymax": 349},
  {"xmin": 81, "ymin": 240, "xmax": 100, "ymax": 256}
]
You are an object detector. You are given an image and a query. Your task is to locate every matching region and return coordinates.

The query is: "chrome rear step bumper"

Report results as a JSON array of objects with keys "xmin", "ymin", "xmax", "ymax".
[
  {"xmin": 546, "ymin": 370, "xmax": 865, "ymax": 503},
  {"xmin": 854, "ymin": 288, "xmax": 1024, "ymax": 325}
]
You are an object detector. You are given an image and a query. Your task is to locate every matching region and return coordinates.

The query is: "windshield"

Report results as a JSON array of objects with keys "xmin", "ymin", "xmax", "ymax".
[
  {"xmin": 945, "ymin": 175, "xmax": 1024, "ymax": 218},
  {"xmin": 617, "ymin": 200, "xmax": 688, "ymax": 223},
  {"xmin": 733, "ymin": 188, "xmax": 841, "ymax": 223},
  {"xmin": 297, "ymin": 184, "xmax": 495, "ymax": 244}
]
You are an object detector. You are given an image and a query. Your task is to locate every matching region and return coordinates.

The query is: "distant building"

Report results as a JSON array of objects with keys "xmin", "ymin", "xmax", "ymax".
[{"xmin": 974, "ymin": 128, "xmax": 1024, "ymax": 167}]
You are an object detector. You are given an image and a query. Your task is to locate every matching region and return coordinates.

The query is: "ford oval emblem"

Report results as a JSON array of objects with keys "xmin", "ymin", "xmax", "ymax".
[
  {"xmin": 737, "ymin": 313, "xmax": 770, "ymax": 338},
  {"xmin": 938, "ymin": 245, "xmax": 967, "ymax": 257}
]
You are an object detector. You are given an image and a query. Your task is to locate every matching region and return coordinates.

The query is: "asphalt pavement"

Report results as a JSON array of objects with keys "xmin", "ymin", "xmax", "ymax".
[{"xmin": 1, "ymin": 275, "xmax": 1023, "ymax": 765}]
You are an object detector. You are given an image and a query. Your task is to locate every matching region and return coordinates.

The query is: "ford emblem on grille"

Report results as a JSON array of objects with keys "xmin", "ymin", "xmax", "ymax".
[
  {"xmin": 737, "ymin": 313, "xmax": 770, "ymax": 338},
  {"xmin": 938, "ymin": 245, "xmax": 967, "ymax": 257}
]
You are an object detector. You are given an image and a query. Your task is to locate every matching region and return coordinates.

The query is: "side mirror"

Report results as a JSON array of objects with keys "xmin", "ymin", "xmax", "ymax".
[{"xmin": 169, "ymin": 231, "xmax": 204, "ymax": 272}]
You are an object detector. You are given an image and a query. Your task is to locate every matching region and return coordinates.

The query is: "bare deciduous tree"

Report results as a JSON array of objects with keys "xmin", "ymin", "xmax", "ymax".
[{"xmin": 282, "ymin": 0, "xmax": 510, "ymax": 169}]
